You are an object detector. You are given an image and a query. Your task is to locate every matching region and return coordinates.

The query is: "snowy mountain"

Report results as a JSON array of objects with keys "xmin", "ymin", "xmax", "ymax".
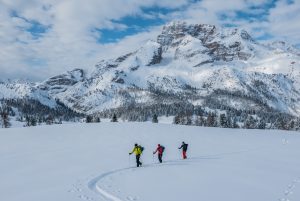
[{"xmin": 1, "ymin": 21, "xmax": 300, "ymax": 117}]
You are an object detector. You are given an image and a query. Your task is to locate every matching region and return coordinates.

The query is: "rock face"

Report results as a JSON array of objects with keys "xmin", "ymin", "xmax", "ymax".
[
  {"xmin": 157, "ymin": 22, "xmax": 254, "ymax": 63},
  {"xmin": 1, "ymin": 21, "xmax": 300, "ymax": 116},
  {"xmin": 39, "ymin": 69, "xmax": 85, "ymax": 93}
]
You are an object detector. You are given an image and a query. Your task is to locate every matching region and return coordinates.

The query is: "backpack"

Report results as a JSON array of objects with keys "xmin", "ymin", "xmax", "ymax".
[
  {"xmin": 139, "ymin": 146, "xmax": 144, "ymax": 153},
  {"xmin": 161, "ymin": 146, "xmax": 165, "ymax": 153}
]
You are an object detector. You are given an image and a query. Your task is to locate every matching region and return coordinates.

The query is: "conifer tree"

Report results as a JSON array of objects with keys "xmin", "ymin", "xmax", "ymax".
[
  {"xmin": 86, "ymin": 115, "xmax": 93, "ymax": 123},
  {"xmin": 152, "ymin": 114, "xmax": 158, "ymax": 123},
  {"xmin": 111, "ymin": 113, "xmax": 118, "ymax": 122},
  {"xmin": 186, "ymin": 115, "xmax": 192, "ymax": 125},
  {"xmin": 219, "ymin": 114, "xmax": 228, "ymax": 128},
  {"xmin": 0, "ymin": 109, "xmax": 11, "ymax": 128},
  {"xmin": 173, "ymin": 115, "xmax": 181, "ymax": 124},
  {"xmin": 95, "ymin": 117, "xmax": 101, "ymax": 123}
]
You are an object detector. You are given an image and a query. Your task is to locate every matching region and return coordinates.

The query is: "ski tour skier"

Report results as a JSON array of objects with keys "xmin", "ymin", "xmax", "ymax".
[
  {"xmin": 153, "ymin": 144, "xmax": 165, "ymax": 163},
  {"xmin": 178, "ymin": 141, "xmax": 188, "ymax": 159},
  {"xmin": 129, "ymin": 143, "xmax": 143, "ymax": 167}
]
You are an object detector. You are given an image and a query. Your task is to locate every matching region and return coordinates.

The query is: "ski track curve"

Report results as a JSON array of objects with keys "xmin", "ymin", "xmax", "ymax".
[
  {"xmin": 87, "ymin": 149, "xmax": 255, "ymax": 201},
  {"xmin": 87, "ymin": 154, "xmax": 237, "ymax": 201},
  {"xmin": 87, "ymin": 159, "xmax": 203, "ymax": 201},
  {"xmin": 88, "ymin": 167, "xmax": 133, "ymax": 201}
]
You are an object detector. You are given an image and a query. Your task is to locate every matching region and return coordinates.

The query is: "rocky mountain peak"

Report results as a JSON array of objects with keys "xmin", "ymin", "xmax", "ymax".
[
  {"xmin": 156, "ymin": 21, "xmax": 256, "ymax": 62},
  {"xmin": 157, "ymin": 21, "xmax": 216, "ymax": 46},
  {"xmin": 157, "ymin": 21, "xmax": 254, "ymax": 47}
]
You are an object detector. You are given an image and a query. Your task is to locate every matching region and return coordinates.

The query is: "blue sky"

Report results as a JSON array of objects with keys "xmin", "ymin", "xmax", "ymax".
[
  {"xmin": 98, "ymin": 0, "xmax": 280, "ymax": 43},
  {"xmin": 0, "ymin": 0, "xmax": 299, "ymax": 80},
  {"xmin": 98, "ymin": 5, "xmax": 191, "ymax": 43}
]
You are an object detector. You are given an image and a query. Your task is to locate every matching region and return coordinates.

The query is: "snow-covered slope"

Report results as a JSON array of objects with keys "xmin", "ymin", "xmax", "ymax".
[
  {"xmin": 0, "ymin": 80, "xmax": 57, "ymax": 108},
  {"xmin": 0, "ymin": 122, "xmax": 300, "ymax": 201},
  {"xmin": 1, "ymin": 21, "xmax": 300, "ymax": 116}
]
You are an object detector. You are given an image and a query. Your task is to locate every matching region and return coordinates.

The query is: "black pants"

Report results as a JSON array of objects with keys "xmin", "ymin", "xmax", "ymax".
[
  {"xmin": 158, "ymin": 154, "xmax": 163, "ymax": 163},
  {"xmin": 136, "ymin": 154, "xmax": 142, "ymax": 167}
]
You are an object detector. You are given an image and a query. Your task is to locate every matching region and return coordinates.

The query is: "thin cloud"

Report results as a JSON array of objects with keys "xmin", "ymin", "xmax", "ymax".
[{"xmin": 0, "ymin": 0, "xmax": 299, "ymax": 81}]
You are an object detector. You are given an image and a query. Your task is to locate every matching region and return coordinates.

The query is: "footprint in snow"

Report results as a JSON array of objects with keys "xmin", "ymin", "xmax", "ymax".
[
  {"xmin": 282, "ymin": 139, "xmax": 289, "ymax": 145},
  {"xmin": 294, "ymin": 178, "xmax": 300, "ymax": 183},
  {"xmin": 68, "ymin": 189, "xmax": 75, "ymax": 193},
  {"xmin": 126, "ymin": 196, "xmax": 138, "ymax": 201},
  {"xmin": 79, "ymin": 194, "xmax": 94, "ymax": 200},
  {"xmin": 279, "ymin": 198, "xmax": 290, "ymax": 201},
  {"xmin": 284, "ymin": 190, "xmax": 293, "ymax": 196},
  {"xmin": 78, "ymin": 195, "xmax": 87, "ymax": 200}
]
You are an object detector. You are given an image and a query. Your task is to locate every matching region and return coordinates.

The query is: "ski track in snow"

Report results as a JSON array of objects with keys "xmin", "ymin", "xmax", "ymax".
[
  {"xmin": 87, "ymin": 163, "xmax": 184, "ymax": 201},
  {"xmin": 86, "ymin": 159, "xmax": 206, "ymax": 201},
  {"xmin": 85, "ymin": 152, "xmax": 248, "ymax": 201},
  {"xmin": 87, "ymin": 167, "xmax": 133, "ymax": 201}
]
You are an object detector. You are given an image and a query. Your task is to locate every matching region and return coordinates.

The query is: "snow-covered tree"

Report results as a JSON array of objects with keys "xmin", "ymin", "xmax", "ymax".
[
  {"xmin": 195, "ymin": 115, "xmax": 205, "ymax": 126},
  {"xmin": 0, "ymin": 109, "xmax": 11, "ymax": 128},
  {"xmin": 95, "ymin": 117, "xmax": 101, "ymax": 123},
  {"xmin": 86, "ymin": 115, "xmax": 93, "ymax": 123},
  {"xmin": 219, "ymin": 114, "xmax": 228, "ymax": 128},
  {"xmin": 206, "ymin": 112, "xmax": 216, "ymax": 127},
  {"xmin": 173, "ymin": 115, "xmax": 181, "ymax": 124},
  {"xmin": 186, "ymin": 116, "xmax": 192, "ymax": 125},
  {"xmin": 111, "ymin": 113, "xmax": 118, "ymax": 122},
  {"xmin": 257, "ymin": 119, "xmax": 266, "ymax": 129},
  {"xmin": 244, "ymin": 115, "xmax": 256, "ymax": 129},
  {"xmin": 152, "ymin": 114, "xmax": 158, "ymax": 123}
]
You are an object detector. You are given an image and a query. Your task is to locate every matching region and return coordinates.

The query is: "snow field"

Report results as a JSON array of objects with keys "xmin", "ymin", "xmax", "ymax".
[{"xmin": 0, "ymin": 122, "xmax": 300, "ymax": 201}]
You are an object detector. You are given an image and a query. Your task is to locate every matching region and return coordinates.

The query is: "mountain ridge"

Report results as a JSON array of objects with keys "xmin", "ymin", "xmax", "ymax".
[{"xmin": 1, "ymin": 21, "xmax": 300, "ymax": 119}]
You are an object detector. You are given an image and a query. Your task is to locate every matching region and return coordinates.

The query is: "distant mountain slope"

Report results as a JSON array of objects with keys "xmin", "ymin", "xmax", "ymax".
[{"xmin": 1, "ymin": 21, "xmax": 300, "ymax": 118}]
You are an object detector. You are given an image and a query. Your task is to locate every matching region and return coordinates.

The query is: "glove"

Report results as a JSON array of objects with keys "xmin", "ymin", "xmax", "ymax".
[{"xmin": 129, "ymin": 153, "xmax": 132, "ymax": 155}]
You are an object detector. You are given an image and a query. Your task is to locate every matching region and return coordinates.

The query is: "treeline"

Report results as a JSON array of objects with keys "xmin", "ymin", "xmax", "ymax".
[
  {"xmin": 1, "ymin": 88, "xmax": 300, "ymax": 132},
  {"xmin": 172, "ymin": 111, "xmax": 300, "ymax": 130},
  {"xmin": 0, "ymin": 104, "xmax": 11, "ymax": 128},
  {"xmin": 94, "ymin": 102, "xmax": 300, "ymax": 131},
  {"xmin": 0, "ymin": 98, "xmax": 83, "ymax": 128}
]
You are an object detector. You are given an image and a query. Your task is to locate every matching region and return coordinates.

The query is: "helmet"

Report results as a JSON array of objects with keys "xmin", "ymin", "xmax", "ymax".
[
  {"xmin": 158, "ymin": 144, "xmax": 160, "ymax": 146},
  {"xmin": 134, "ymin": 143, "xmax": 138, "ymax": 146}
]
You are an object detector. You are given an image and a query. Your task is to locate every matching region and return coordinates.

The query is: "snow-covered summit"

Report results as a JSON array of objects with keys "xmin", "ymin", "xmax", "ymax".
[{"xmin": 1, "ymin": 21, "xmax": 300, "ymax": 116}]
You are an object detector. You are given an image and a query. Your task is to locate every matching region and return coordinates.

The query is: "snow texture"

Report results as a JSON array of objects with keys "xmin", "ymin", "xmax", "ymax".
[{"xmin": 0, "ymin": 122, "xmax": 300, "ymax": 201}]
